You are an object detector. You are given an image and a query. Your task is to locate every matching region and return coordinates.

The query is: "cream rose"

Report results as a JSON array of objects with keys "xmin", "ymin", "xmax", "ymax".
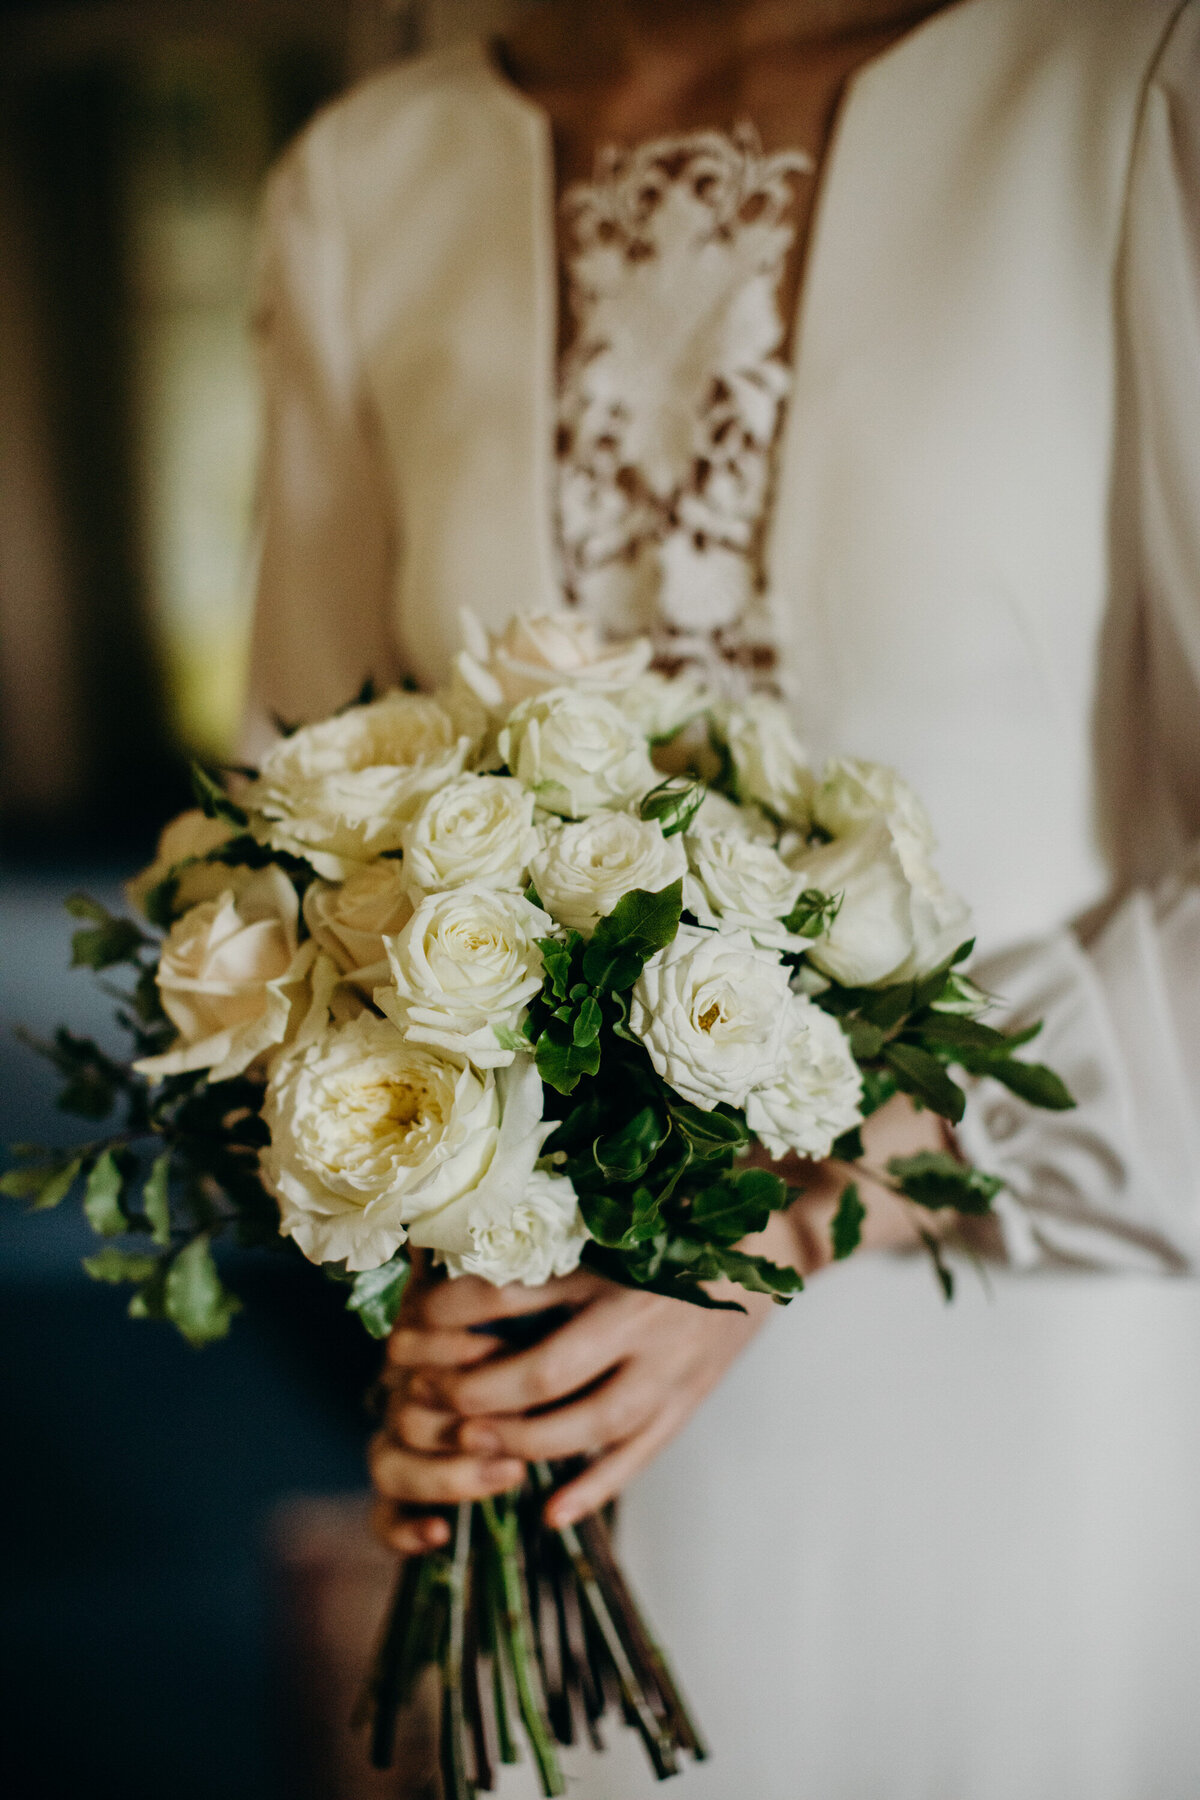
[
  {"xmin": 712, "ymin": 694, "xmax": 814, "ymax": 827},
  {"xmin": 261, "ymin": 1019, "xmax": 549, "ymax": 1271},
  {"xmin": 788, "ymin": 815, "xmax": 971, "ymax": 988},
  {"xmin": 126, "ymin": 809, "xmax": 237, "ymax": 918},
  {"xmin": 690, "ymin": 788, "xmax": 777, "ymax": 843},
  {"xmin": 135, "ymin": 865, "xmax": 313, "ymax": 1083},
  {"xmin": 814, "ymin": 756, "xmax": 937, "ymax": 851},
  {"xmin": 499, "ymin": 686, "xmax": 657, "ymax": 818},
  {"xmin": 745, "ymin": 994, "xmax": 863, "ymax": 1160},
  {"xmin": 377, "ymin": 885, "xmax": 552, "ymax": 1068},
  {"xmin": 615, "ymin": 668, "xmax": 712, "ymax": 743},
  {"xmin": 253, "ymin": 692, "xmax": 469, "ymax": 879},
  {"xmin": 401, "ymin": 774, "xmax": 538, "ymax": 898},
  {"xmin": 457, "ymin": 607, "xmax": 652, "ymax": 719},
  {"xmin": 628, "ymin": 924, "xmax": 792, "ymax": 1110},
  {"xmin": 429, "ymin": 1167, "xmax": 588, "ymax": 1286},
  {"xmin": 684, "ymin": 828, "xmax": 807, "ymax": 951},
  {"xmin": 530, "ymin": 813, "xmax": 686, "ymax": 936},
  {"xmin": 303, "ymin": 861, "xmax": 413, "ymax": 985}
]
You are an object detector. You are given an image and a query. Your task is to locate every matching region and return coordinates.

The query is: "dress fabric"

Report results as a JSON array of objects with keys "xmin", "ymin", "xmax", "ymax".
[{"xmin": 245, "ymin": 4, "xmax": 1200, "ymax": 1794}]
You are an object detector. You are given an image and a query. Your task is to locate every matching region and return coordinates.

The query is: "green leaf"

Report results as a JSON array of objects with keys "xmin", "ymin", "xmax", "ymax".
[
  {"xmin": 668, "ymin": 1099, "xmax": 748, "ymax": 1155},
  {"xmin": 830, "ymin": 1182, "xmax": 866, "ymax": 1260},
  {"xmin": 861, "ymin": 982, "xmax": 916, "ymax": 1031},
  {"xmin": 536, "ymin": 934, "xmax": 579, "ymax": 1004},
  {"xmin": 887, "ymin": 1150, "xmax": 1003, "ymax": 1215},
  {"xmin": 916, "ymin": 1014, "xmax": 1015, "ymax": 1055},
  {"xmin": 492, "ymin": 1023, "xmax": 533, "ymax": 1054},
  {"xmin": 572, "ymin": 995, "xmax": 603, "ymax": 1047},
  {"xmin": 346, "ymin": 1257, "xmax": 411, "ymax": 1339},
  {"xmin": 688, "ymin": 1170, "xmax": 783, "ymax": 1245},
  {"xmin": 164, "ymin": 1235, "xmax": 240, "ymax": 1346},
  {"xmin": 846, "ymin": 1019, "xmax": 886, "ymax": 1060},
  {"xmin": 581, "ymin": 880, "xmax": 683, "ymax": 993},
  {"xmin": 884, "ymin": 1043, "xmax": 966, "ymax": 1124},
  {"xmin": 639, "ymin": 777, "xmax": 705, "ymax": 837},
  {"xmin": 985, "ymin": 1059, "xmax": 1075, "ymax": 1111},
  {"xmin": 831, "ymin": 1125, "xmax": 864, "ymax": 1163},
  {"xmin": 535, "ymin": 1023, "xmax": 602, "ymax": 1095},
  {"xmin": 579, "ymin": 1189, "xmax": 635, "ymax": 1248},
  {"xmin": 65, "ymin": 893, "xmax": 148, "ymax": 971},
  {"xmin": 918, "ymin": 1227, "xmax": 955, "ymax": 1302},
  {"xmin": 693, "ymin": 1242, "xmax": 805, "ymax": 1300},
  {"xmin": 190, "ymin": 762, "xmax": 249, "ymax": 828},
  {"xmin": 591, "ymin": 1105, "xmax": 667, "ymax": 1183},
  {"xmin": 83, "ymin": 1149, "xmax": 127, "ymax": 1237},
  {"xmin": 0, "ymin": 1155, "xmax": 82, "ymax": 1208},
  {"xmin": 782, "ymin": 888, "xmax": 842, "ymax": 938},
  {"xmin": 83, "ymin": 1247, "xmax": 160, "ymax": 1284},
  {"xmin": 142, "ymin": 1150, "xmax": 173, "ymax": 1246}
]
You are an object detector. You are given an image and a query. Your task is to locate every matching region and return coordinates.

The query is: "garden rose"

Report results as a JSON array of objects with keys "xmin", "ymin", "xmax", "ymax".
[
  {"xmin": 457, "ymin": 607, "xmax": 652, "ymax": 718},
  {"xmin": 628, "ymin": 924, "xmax": 792, "ymax": 1110},
  {"xmin": 788, "ymin": 815, "xmax": 971, "ymax": 987},
  {"xmin": 498, "ymin": 686, "xmax": 656, "ymax": 818},
  {"xmin": 712, "ymin": 693, "xmax": 814, "ymax": 827},
  {"xmin": 253, "ymin": 692, "xmax": 469, "ymax": 879},
  {"xmin": 261, "ymin": 1016, "xmax": 540, "ymax": 1271},
  {"xmin": 531, "ymin": 813, "xmax": 686, "ymax": 936},
  {"xmin": 377, "ymin": 885, "xmax": 552, "ymax": 1068},
  {"xmin": 303, "ymin": 861, "xmax": 413, "ymax": 984},
  {"xmin": 615, "ymin": 668, "xmax": 712, "ymax": 742},
  {"xmin": 814, "ymin": 756, "xmax": 937, "ymax": 851},
  {"xmin": 745, "ymin": 994, "xmax": 864, "ymax": 1160},
  {"xmin": 684, "ymin": 828, "xmax": 807, "ymax": 950},
  {"xmin": 430, "ymin": 1167, "xmax": 588, "ymax": 1286},
  {"xmin": 125, "ymin": 809, "xmax": 237, "ymax": 917},
  {"xmin": 135, "ymin": 865, "xmax": 313, "ymax": 1082},
  {"xmin": 401, "ymin": 774, "xmax": 538, "ymax": 898}
]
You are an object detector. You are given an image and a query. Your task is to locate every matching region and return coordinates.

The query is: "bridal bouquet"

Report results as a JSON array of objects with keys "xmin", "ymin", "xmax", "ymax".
[{"xmin": 4, "ymin": 610, "xmax": 1071, "ymax": 1794}]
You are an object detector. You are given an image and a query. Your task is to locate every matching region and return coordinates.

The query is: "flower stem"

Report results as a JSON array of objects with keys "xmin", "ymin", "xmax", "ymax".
[{"xmin": 482, "ymin": 1494, "xmax": 566, "ymax": 1797}]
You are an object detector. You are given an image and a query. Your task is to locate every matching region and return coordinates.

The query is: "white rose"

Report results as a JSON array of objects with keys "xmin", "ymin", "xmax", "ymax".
[
  {"xmin": 683, "ymin": 829, "xmax": 808, "ymax": 951},
  {"xmin": 126, "ymin": 809, "xmax": 237, "ymax": 917},
  {"xmin": 134, "ymin": 866, "xmax": 313, "ymax": 1082},
  {"xmin": 745, "ymin": 994, "xmax": 863, "ymax": 1160},
  {"xmin": 377, "ymin": 885, "xmax": 551, "ymax": 1068},
  {"xmin": 499, "ymin": 686, "xmax": 657, "ymax": 818},
  {"xmin": 401, "ymin": 774, "xmax": 538, "ymax": 898},
  {"xmin": 712, "ymin": 694, "xmax": 814, "ymax": 827},
  {"xmin": 814, "ymin": 756, "xmax": 937, "ymax": 851},
  {"xmin": 788, "ymin": 815, "xmax": 972, "ymax": 988},
  {"xmin": 457, "ymin": 607, "xmax": 652, "ymax": 719},
  {"xmin": 690, "ymin": 788, "xmax": 777, "ymax": 843},
  {"xmin": 430, "ymin": 1167, "xmax": 588, "ymax": 1287},
  {"xmin": 253, "ymin": 692, "xmax": 469, "ymax": 880},
  {"xmin": 615, "ymin": 668, "xmax": 712, "ymax": 743},
  {"xmin": 531, "ymin": 813, "xmax": 686, "ymax": 936},
  {"xmin": 628, "ymin": 924, "xmax": 792, "ymax": 1110},
  {"xmin": 303, "ymin": 862, "xmax": 413, "ymax": 985},
  {"xmin": 261, "ymin": 1020, "xmax": 549, "ymax": 1271}
]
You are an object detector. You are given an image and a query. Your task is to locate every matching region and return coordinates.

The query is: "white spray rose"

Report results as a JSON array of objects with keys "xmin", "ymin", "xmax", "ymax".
[
  {"xmin": 530, "ymin": 814, "xmax": 686, "ymax": 936},
  {"xmin": 429, "ymin": 1167, "xmax": 588, "ymax": 1286},
  {"xmin": 253, "ymin": 692, "xmax": 469, "ymax": 880},
  {"xmin": 690, "ymin": 788, "xmax": 777, "ymax": 843},
  {"xmin": 126, "ymin": 809, "xmax": 237, "ymax": 918},
  {"xmin": 262, "ymin": 1018, "xmax": 548, "ymax": 1271},
  {"xmin": 457, "ymin": 607, "xmax": 652, "ymax": 719},
  {"xmin": 788, "ymin": 815, "xmax": 971, "ymax": 987},
  {"xmin": 135, "ymin": 866, "xmax": 313, "ymax": 1083},
  {"xmin": 683, "ymin": 829, "xmax": 808, "ymax": 952},
  {"xmin": 303, "ymin": 862, "xmax": 413, "ymax": 985},
  {"xmin": 499, "ymin": 686, "xmax": 657, "ymax": 818},
  {"xmin": 814, "ymin": 757, "xmax": 937, "ymax": 851},
  {"xmin": 401, "ymin": 774, "xmax": 538, "ymax": 898},
  {"xmin": 745, "ymin": 994, "xmax": 863, "ymax": 1161},
  {"xmin": 713, "ymin": 693, "xmax": 814, "ymax": 827},
  {"xmin": 629, "ymin": 924, "xmax": 792, "ymax": 1110},
  {"xmin": 377, "ymin": 885, "xmax": 552, "ymax": 1068},
  {"xmin": 615, "ymin": 668, "xmax": 712, "ymax": 743}
]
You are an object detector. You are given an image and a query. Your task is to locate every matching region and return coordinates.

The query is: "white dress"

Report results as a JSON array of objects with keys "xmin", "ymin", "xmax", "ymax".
[{"xmin": 246, "ymin": 5, "xmax": 1200, "ymax": 1794}]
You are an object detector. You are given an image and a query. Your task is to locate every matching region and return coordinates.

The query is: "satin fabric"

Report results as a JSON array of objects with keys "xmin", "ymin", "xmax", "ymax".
[{"xmin": 245, "ymin": 3, "xmax": 1200, "ymax": 1792}]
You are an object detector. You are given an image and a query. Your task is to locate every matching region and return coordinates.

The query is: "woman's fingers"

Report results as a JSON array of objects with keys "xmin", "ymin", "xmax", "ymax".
[
  {"xmin": 418, "ymin": 1297, "xmax": 640, "ymax": 1418},
  {"xmin": 542, "ymin": 1403, "xmax": 687, "ymax": 1529},
  {"xmin": 368, "ymin": 1430, "xmax": 524, "ymax": 1506},
  {"xmin": 386, "ymin": 1324, "xmax": 499, "ymax": 1370},
  {"xmin": 384, "ymin": 1392, "xmax": 461, "ymax": 1453},
  {"xmin": 370, "ymin": 1495, "xmax": 451, "ymax": 1557},
  {"xmin": 414, "ymin": 1268, "xmax": 604, "ymax": 1331},
  {"xmin": 456, "ymin": 1366, "xmax": 658, "ymax": 1462}
]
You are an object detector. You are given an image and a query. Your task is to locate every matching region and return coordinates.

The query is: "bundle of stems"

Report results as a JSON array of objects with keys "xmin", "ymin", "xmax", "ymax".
[{"xmin": 358, "ymin": 1459, "xmax": 707, "ymax": 1795}]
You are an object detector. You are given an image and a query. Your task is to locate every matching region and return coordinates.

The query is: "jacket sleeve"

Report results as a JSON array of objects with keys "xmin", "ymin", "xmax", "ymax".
[
  {"xmin": 955, "ymin": 2, "xmax": 1200, "ymax": 1275},
  {"xmin": 241, "ymin": 120, "xmax": 404, "ymax": 758}
]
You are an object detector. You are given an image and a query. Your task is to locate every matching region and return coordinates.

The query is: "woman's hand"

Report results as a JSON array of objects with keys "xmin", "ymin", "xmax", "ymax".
[{"xmin": 370, "ymin": 1247, "xmax": 780, "ymax": 1554}]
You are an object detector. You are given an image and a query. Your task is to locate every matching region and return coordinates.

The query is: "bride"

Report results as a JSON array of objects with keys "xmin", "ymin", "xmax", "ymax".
[{"xmin": 247, "ymin": 0, "xmax": 1200, "ymax": 1792}]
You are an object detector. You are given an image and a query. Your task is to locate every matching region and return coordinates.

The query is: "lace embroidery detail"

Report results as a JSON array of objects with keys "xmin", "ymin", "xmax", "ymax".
[{"xmin": 555, "ymin": 124, "xmax": 813, "ymax": 694}]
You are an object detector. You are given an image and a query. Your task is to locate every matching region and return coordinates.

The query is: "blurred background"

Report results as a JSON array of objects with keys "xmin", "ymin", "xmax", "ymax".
[{"xmin": 0, "ymin": 3, "xmax": 512, "ymax": 1796}]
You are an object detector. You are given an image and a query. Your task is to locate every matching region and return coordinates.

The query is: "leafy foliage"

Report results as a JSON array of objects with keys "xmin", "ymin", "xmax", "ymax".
[
  {"xmin": 347, "ymin": 1258, "xmax": 412, "ymax": 1339},
  {"xmin": 830, "ymin": 1183, "xmax": 866, "ymax": 1260}
]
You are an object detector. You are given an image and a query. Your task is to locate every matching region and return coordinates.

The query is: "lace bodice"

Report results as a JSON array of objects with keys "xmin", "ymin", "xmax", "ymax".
[{"xmin": 555, "ymin": 126, "xmax": 813, "ymax": 696}]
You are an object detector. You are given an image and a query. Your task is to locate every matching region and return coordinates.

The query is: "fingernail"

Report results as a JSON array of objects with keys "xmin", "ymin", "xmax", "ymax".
[
  {"xmin": 546, "ymin": 1499, "xmax": 579, "ymax": 1529},
  {"xmin": 460, "ymin": 1422, "xmax": 501, "ymax": 1454},
  {"xmin": 423, "ymin": 1518, "xmax": 450, "ymax": 1547}
]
